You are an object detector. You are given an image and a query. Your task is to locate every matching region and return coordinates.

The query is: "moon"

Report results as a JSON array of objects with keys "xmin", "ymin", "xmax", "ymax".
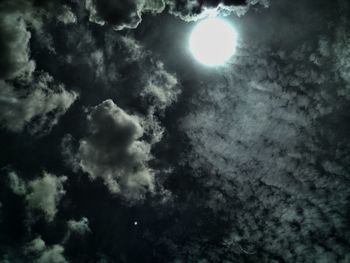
[{"xmin": 189, "ymin": 17, "xmax": 238, "ymax": 66}]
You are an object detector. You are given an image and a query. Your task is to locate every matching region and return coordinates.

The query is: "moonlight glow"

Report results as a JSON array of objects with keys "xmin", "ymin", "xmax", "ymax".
[{"xmin": 189, "ymin": 17, "xmax": 237, "ymax": 66}]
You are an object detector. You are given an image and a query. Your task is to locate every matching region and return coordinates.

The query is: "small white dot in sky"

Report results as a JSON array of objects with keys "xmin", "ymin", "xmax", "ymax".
[{"xmin": 134, "ymin": 221, "xmax": 138, "ymax": 226}]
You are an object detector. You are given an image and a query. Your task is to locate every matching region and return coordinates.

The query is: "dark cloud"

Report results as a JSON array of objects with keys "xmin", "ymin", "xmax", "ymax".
[
  {"xmin": 85, "ymin": 0, "xmax": 269, "ymax": 30},
  {"xmin": 85, "ymin": 0, "xmax": 146, "ymax": 30},
  {"xmin": 166, "ymin": 0, "xmax": 268, "ymax": 20}
]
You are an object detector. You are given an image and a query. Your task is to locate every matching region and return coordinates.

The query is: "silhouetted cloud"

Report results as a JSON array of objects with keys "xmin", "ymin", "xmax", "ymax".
[{"xmin": 85, "ymin": 0, "xmax": 269, "ymax": 30}]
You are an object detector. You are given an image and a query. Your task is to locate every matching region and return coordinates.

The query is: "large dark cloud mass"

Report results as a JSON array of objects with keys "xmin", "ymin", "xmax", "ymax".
[
  {"xmin": 85, "ymin": 0, "xmax": 268, "ymax": 29},
  {"xmin": 1, "ymin": 0, "xmax": 350, "ymax": 262}
]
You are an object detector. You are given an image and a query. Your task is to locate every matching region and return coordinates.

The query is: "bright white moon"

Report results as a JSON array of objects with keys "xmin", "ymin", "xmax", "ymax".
[{"xmin": 189, "ymin": 17, "xmax": 237, "ymax": 66}]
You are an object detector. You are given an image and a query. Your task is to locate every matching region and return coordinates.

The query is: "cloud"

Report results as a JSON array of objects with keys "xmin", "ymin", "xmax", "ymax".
[
  {"xmin": 106, "ymin": 35, "xmax": 180, "ymax": 111},
  {"xmin": 176, "ymin": 25, "xmax": 350, "ymax": 263},
  {"xmin": 166, "ymin": 0, "xmax": 269, "ymax": 21},
  {"xmin": 57, "ymin": 6, "xmax": 77, "ymax": 25},
  {"xmin": 141, "ymin": 61, "xmax": 180, "ymax": 111},
  {"xmin": 62, "ymin": 217, "xmax": 91, "ymax": 243},
  {"xmin": 85, "ymin": 0, "xmax": 269, "ymax": 30},
  {"xmin": 77, "ymin": 99, "xmax": 155, "ymax": 199},
  {"xmin": 60, "ymin": 31, "xmax": 179, "ymax": 199},
  {"xmin": 0, "ymin": 12, "xmax": 35, "ymax": 80},
  {"xmin": 35, "ymin": 245, "xmax": 67, "ymax": 263},
  {"xmin": 58, "ymin": 31, "xmax": 180, "ymax": 199},
  {"xmin": 0, "ymin": 2, "xmax": 78, "ymax": 134},
  {"xmin": 118, "ymin": 36, "xmax": 180, "ymax": 113},
  {"xmin": 0, "ymin": 0, "xmax": 73, "ymax": 80},
  {"xmin": 85, "ymin": 0, "xmax": 147, "ymax": 30},
  {"xmin": 26, "ymin": 172, "xmax": 67, "ymax": 222},
  {"xmin": 25, "ymin": 237, "xmax": 46, "ymax": 253},
  {"xmin": 25, "ymin": 237, "xmax": 68, "ymax": 263},
  {"xmin": 7, "ymin": 171, "xmax": 27, "ymax": 195},
  {"xmin": 58, "ymin": 27, "xmax": 179, "ymax": 114},
  {"xmin": 333, "ymin": 8, "xmax": 350, "ymax": 98},
  {"xmin": 1, "ymin": 0, "xmax": 349, "ymax": 262},
  {"xmin": 67, "ymin": 217, "xmax": 91, "ymax": 235},
  {"xmin": 0, "ymin": 74, "xmax": 78, "ymax": 134}
]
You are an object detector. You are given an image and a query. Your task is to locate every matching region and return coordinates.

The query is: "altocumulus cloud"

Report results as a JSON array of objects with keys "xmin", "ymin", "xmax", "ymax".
[{"xmin": 175, "ymin": 1, "xmax": 350, "ymax": 262}]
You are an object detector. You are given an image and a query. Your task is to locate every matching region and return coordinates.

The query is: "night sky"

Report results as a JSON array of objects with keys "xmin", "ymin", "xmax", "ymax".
[{"xmin": 1, "ymin": 0, "xmax": 350, "ymax": 262}]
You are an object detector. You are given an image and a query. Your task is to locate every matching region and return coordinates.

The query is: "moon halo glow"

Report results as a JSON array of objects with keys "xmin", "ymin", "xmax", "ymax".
[{"xmin": 189, "ymin": 17, "xmax": 237, "ymax": 66}]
